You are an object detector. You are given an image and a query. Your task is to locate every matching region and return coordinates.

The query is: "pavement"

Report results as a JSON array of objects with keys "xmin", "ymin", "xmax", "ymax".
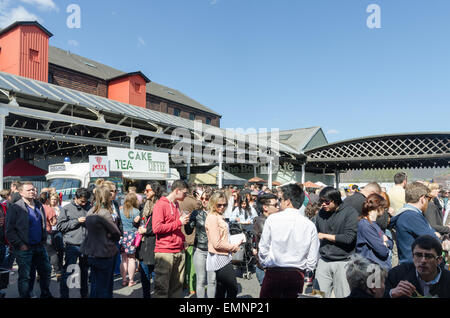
[{"xmin": 1, "ymin": 262, "xmax": 261, "ymax": 298}]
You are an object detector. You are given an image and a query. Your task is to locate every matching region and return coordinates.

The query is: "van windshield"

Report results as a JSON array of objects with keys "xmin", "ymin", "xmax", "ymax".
[{"xmin": 48, "ymin": 178, "xmax": 82, "ymax": 203}]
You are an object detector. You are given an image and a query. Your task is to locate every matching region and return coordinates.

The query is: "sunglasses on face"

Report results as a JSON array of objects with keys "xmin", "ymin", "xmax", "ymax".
[
  {"xmin": 413, "ymin": 252, "xmax": 439, "ymax": 260},
  {"xmin": 145, "ymin": 189, "xmax": 153, "ymax": 193},
  {"xmin": 201, "ymin": 197, "xmax": 209, "ymax": 201},
  {"xmin": 266, "ymin": 203, "xmax": 279, "ymax": 207},
  {"xmin": 319, "ymin": 199, "xmax": 332, "ymax": 205},
  {"xmin": 216, "ymin": 203, "xmax": 227, "ymax": 208}
]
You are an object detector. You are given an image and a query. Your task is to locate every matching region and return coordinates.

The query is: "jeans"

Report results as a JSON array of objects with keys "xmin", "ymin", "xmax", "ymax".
[
  {"xmin": 45, "ymin": 232, "xmax": 64, "ymax": 274},
  {"xmin": 13, "ymin": 244, "xmax": 52, "ymax": 298},
  {"xmin": 88, "ymin": 256, "xmax": 115, "ymax": 298},
  {"xmin": 0, "ymin": 244, "xmax": 5, "ymax": 268},
  {"xmin": 1, "ymin": 246, "xmax": 15, "ymax": 269},
  {"xmin": 215, "ymin": 262, "xmax": 238, "ymax": 298},
  {"xmin": 193, "ymin": 248, "xmax": 216, "ymax": 298},
  {"xmin": 255, "ymin": 266, "xmax": 265, "ymax": 286},
  {"xmin": 139, "ymin": 262, "xmax": 155, "ymax": 298},
  {"xmin": 60, "ymin": 244, "xmax": 89, "ymax": 298}
]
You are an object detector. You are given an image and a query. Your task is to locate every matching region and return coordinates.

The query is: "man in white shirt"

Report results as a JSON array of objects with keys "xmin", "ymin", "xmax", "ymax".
[{"xmin": 258, "ymin": 184, "xmax": 320, "ymax": 298}]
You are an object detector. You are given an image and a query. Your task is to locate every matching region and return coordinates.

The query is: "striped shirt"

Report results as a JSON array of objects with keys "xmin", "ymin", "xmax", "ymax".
[{"xmin": 206, "ymin": 222, "xmax": 232, "ymax": 271}]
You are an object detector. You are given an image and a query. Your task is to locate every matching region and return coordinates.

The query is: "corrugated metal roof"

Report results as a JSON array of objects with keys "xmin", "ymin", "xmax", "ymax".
[
  {"xmin": 48, "ymin": 46, "xmax": 221, "ymax": 117},
  {"xmin": 0, "ymin": 71, "xmax": 206, "ymax": 131},
  {"xmin": 0, "ymin": 71, "xmax": 295, "ymax": 155},
  {"xmin": 247, "ymin": 127, "xmax": 323, "ymax": 153}
]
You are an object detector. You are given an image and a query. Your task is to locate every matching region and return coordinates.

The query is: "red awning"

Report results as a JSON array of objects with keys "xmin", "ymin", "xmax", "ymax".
[{"xmin": 3, "ymin": 158, "xmax": 48, "ymax": 177}]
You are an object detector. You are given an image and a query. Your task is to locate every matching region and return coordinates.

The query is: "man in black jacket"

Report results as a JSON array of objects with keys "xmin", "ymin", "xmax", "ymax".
[
  {"xmin": 314, "ymin": 186, "xmax": 359, "ymax": 298},
  {"xmin": 57, "ymin": 188, "xmax": 91, "ymax": 298},
  {"xmin": 384, "ymin": 235, "xmax": 450, "ymax": 298},
  {"xmin": 6, "ymin": 181, "xmax": 53, "ymax": 298}
]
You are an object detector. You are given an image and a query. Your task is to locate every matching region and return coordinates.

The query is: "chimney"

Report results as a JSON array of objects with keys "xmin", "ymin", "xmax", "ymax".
[
  {"xmin": 0, "ymin": 21, "xmax": 53, "ymax": 82},
  {"xmin": 108, "ymin": 71, "xmax": 151, "ymax": 108}
]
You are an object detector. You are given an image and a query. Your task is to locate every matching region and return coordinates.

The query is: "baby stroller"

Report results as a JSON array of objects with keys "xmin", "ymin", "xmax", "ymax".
[{"xmin": 229, "ymin": 222, "xmax": 255, "ymax": 280}]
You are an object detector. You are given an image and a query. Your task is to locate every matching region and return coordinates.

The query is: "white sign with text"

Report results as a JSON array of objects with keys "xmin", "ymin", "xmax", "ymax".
[{"xmin": 107, "ymin": 147, "xmax": 169, "ymax": 173}]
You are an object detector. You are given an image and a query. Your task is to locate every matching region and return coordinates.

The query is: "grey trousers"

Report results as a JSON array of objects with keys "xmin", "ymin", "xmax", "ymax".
[
  {"xmin": 315, "ymin": 258, "xmax": 350, "ymax": 298},
  {"xmin": 193, "ymin": 248, "xmax": 216, "ymax": 298}
]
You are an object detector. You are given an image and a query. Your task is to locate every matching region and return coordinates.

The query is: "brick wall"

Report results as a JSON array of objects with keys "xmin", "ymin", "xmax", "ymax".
[
  {"xmin": 50, "ymin": 64, "xmax": 221, "ymax": 127},
  {"xmin": 49, "ymin": 64, "xmax": 108, "ymax": 97}
]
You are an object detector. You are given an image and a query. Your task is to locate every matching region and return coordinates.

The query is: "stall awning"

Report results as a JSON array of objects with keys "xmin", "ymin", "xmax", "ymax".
[{"xmin": 4, "ymin": 158, "xmax": 47, "ymax": 177}]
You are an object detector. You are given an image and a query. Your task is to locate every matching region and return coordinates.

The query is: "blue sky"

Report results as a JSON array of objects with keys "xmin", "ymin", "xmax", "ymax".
[{"xmin": 1, "ymin": 0, "xmax": 449, "ymax": 143}]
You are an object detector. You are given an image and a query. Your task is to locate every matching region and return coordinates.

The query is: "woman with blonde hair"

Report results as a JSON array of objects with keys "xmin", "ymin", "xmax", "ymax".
[
  {"xmin": 49, "ymin": 192, "xmax": 64, "ymax": 281},
  {"xmin": 80, "ymin": 186, "xmax": 121, "ymax": 298},
  {"xmin": 118, "ymin": 192, "xmax": 141, "ymax": 287},
  {"xmin": 205, "ymin": 191, "xmax": 242, "ymax": 298}
]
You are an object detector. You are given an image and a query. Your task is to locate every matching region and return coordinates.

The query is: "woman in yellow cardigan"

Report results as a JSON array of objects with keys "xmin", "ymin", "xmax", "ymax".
[{"xmin": 205, "ymin": 191, "xmax": 243, "ymax": 298}]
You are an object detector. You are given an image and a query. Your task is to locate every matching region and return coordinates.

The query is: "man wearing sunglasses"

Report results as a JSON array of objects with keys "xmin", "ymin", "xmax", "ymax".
[
  {"xmin": 252, "ymin": 193, "xmax": 280, "ymax": 286},
  {"xmin": 384, "ymin": 235, "xmax": 450, "ymax": 298},
  {"xmin": 389, "ymin": 182, "xmax": 440, "ymax": 265},
  {"xmin": 314, "ymin": 186, "xmax": 359, "ymax": 298}
]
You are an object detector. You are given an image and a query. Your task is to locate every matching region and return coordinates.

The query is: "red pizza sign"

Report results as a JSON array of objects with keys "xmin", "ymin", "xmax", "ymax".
[{"xmin": 89, "ymin": 156, "xmax": 109, "ymax": 177}]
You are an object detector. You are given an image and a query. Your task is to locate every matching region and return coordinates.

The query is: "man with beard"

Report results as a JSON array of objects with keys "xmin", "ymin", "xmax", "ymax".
[
  {"xmin": 384, "ymin": 235, "xmax": 450, "ymax": 298},
  {"xmin": 388, "ymin": 182, "xmax": 440, "ymax": 265}
]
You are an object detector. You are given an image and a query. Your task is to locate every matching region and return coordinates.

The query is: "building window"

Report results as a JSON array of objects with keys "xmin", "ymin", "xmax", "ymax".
[
  {"xmin": 206, "ymin": 118, "xmax": 211, "ymax": 125},
  {"xmin": 29, "ymin": 49, "xmax": 40, "ymax": 63},
  {"xmin": 134, "ymin": 82, "xmax": 142, "ymax": 93},
  {"xmin": 48, "ymin": 72, "xmax": 54, "ymax": 84},
  {"xmin": 189, "ymin": 113, "xmax": 195, "ymax": 120},
  {"xmin": 174, "ymin": 108, "xmax": 181, "ymax": 116}
]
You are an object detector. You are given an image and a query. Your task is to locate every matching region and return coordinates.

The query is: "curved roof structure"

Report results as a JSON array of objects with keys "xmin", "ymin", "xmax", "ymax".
[{"xmin": 305, "ymin": 132, "xmax": 450, "ymax": 171}]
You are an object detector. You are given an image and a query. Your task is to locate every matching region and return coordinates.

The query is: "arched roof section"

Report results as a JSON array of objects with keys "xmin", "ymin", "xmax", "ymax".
[{"xmin": 305, "ymin": 132, "xmax": 450, "ymax": 171}]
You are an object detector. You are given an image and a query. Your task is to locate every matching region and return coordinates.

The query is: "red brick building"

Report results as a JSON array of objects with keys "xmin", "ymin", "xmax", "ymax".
[{"xmin": 0, "ymin": 21, "xmax": 222, "ymax": 127}]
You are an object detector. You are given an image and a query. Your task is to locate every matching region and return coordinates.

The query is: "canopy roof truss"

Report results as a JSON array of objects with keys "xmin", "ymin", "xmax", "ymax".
[
  {"xmin": 0, "ymin": 71, "xmax": 301, "ymax": 165},
  {"xmin": 305, "ymin": 133, "xmax": 450, "ymax": 171}
]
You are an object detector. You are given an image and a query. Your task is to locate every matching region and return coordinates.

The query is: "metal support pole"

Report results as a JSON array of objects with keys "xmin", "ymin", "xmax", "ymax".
[
  {"xmin": 186, "ymin": 161, "xmax": 191, "ymax": 182},
  {"xmin": 335, "ymin": 170, "xmax": 340, "ymax": 189},
  {"xmin": 253, "ymin": 164, "xmax": 257, "ymax": 178},
  {"xmin": 301, "ymin": 163, "xmax": 306, "ymax": 184},
  {"xmin": 128, "ymin": 131, "xmax": 139, "ymax": 149},
  {"xmin": 218, "ymin": 148, "xmax": 223, "ymax": 189},
  {"xmin": 268, "ymin": 156, "xmax": 273, "ymax": 190},
  {"xmin": 0, "ymin": 109, "xmax": 9, "ymax": 191}
]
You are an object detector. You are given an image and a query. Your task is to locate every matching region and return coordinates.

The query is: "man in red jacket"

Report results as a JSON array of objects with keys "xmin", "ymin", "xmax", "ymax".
[{"xmin": 152, "ymin": 180, "xmax": 190, "ymax": 298}]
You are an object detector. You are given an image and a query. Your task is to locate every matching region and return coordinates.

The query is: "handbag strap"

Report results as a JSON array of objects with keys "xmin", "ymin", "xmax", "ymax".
[{"xmin": 144, "ymin": 215, "xmax": 151, "ymax": 228}]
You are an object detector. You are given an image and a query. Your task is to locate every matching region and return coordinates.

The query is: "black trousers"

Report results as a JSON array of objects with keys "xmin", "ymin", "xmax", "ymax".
[{"xmin": 215, "ymin": 262, "xmax": 238, "ymax": 298}]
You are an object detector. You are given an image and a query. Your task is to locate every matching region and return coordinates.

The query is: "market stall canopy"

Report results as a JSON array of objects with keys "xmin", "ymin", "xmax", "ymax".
[
  {"xmin": 207, "ymin": 166, "xmax": 247, "ymax": 186},
  {"xmin": 4, "ymin": 158, "xmax": 47, "ymax": 177},
  {"xmin": 272, "ymin": 181, "xmax": 282, "ymax": 186},
  {"xmin": 303, "ymin": 181, "xmax": 320, "ymax": 188},
  {"xmin": 188, "ymin": 172, "xmax": 217, "ymax": 185},
  {"xmin": 189, "ymin": 166, "xmax": 247, "ymax": 186},
  {"xmin": 248, "ymin": 177, "xmax": 266, "ymax": 184}
]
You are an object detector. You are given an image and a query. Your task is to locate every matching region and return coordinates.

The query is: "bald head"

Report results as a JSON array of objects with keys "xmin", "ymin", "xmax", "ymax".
[{"xmin": 361, "ymin": 182, "xmax": 382, "ymax": 197}]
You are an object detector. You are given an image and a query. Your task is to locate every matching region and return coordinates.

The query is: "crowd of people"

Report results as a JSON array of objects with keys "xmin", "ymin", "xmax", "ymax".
[{"xmin": 0, "ymin": 172, "xmax": 449, "ymax": 298}]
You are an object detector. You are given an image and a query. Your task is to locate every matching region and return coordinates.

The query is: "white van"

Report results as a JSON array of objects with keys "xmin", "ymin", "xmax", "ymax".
[{"xmin": 46, "ymin": 160, "xmax": 180, "ymax": 206}]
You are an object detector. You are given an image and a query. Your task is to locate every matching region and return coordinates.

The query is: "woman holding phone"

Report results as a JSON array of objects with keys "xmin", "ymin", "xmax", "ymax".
[{"xmin": 205, "ymin": 191, "xmax": 242, "ymax": 298}]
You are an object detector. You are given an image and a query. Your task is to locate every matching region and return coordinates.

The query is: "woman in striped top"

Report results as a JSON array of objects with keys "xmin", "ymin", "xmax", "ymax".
[{"xmin": 205, "ymin": 191, "xmax": 243, "ymax": 298}]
